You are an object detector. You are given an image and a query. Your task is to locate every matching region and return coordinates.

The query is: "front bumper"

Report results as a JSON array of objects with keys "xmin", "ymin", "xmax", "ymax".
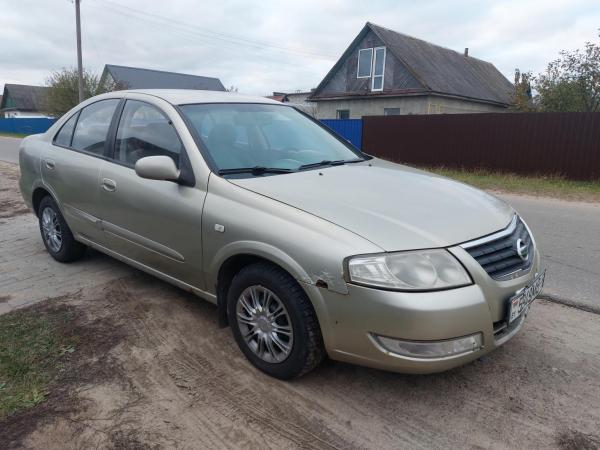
[{"xmin": 305, "ymin": 246, "xmax": 542, "ymax": 374}]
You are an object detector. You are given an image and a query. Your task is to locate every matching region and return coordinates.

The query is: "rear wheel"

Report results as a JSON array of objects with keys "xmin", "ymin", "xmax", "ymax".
[
  {"xmin": 227, "ymin": 262, "xmax": 325, "ymax": 379},
  {"xmin": 38, "ymin": 196, "xmax": 86, "ymax": 262}
]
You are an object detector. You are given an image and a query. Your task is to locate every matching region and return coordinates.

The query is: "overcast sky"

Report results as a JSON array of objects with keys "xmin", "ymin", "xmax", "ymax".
[{"xmin": 1, "ymin": 0, "xmax": 599, "ymax": 95}]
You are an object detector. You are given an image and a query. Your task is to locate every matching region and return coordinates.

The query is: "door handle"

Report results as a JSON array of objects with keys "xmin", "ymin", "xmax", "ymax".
[
  {"xmin": 44, "ymin": 159, "xmax": 55, "ymax": 169},
  {"xmin": 101, "ymin": 178, "xmax": 117, "ymax": 192}
]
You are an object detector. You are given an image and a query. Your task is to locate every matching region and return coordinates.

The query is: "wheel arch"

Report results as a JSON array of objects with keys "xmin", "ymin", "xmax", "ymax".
[
  {"xmin": 32, "ymin": 186, "xmax": 54, "ymax": 217},
  {"xmin": 212, "ymin": 242, "xmax": 314, "ymax": 328}
]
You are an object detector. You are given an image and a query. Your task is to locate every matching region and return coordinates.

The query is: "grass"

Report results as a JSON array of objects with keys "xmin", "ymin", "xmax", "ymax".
[
  {"xmin": 0, "ymin": 132, "xmax": 27, "ymax": 138},
  {"xmin": 424, "ymin": 167, "xmax": 600, "ymax": 202},
  {"xmin": 0, "ymin": 306, "xmax": 78, "ymax": 419}
]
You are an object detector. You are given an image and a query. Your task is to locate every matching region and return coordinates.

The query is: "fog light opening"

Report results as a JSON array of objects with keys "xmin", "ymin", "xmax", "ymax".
[{"xmin": 373, "ymin": 333, "xmax": 483, "ymax": 359}]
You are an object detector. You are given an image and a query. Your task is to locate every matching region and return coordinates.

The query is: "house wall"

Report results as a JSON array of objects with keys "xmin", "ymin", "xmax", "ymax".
[
  {"xmin": 315, "ymin": 95, "xmax": 507, "ymax": 119},
  {"xmin": 286, "ymin": 92, "xmax": 311, "ymax": 104},
  {"xmin": 285, "ymin": 92, "xmax": 317, "ymax": 117},
  {"xmin": 318, "ymin": 29, "xmax": 422, "ymax": 97}
]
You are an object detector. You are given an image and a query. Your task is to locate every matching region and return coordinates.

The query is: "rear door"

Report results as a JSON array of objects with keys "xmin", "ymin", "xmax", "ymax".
[
  {"xmin": 98, "ymin": 99, "xmax": 206, "ymax": 288},
  {"xmin": 42, "ymin": 99, "xmax": 121, "ymax": 245}
]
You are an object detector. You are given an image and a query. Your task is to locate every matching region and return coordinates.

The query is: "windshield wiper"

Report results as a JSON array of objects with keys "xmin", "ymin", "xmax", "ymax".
[
  {"xmin": 298, "ymin": 158, "xmax": 365, "ymax": 170},
  {"xmin": 218, "ymin": 166, "xmax": 294, "ymax": 176}
]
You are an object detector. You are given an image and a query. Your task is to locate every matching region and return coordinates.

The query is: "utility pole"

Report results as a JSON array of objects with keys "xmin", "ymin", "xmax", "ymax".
[{"xmin": 75, "ymin": 0, "xmax": 84, "ymax": 103}]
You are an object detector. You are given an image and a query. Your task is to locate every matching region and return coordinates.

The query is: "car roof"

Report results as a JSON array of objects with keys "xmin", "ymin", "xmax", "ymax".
[{"xmin": 118, "ymin": 89, "xmax": 283, "ymax": 106}]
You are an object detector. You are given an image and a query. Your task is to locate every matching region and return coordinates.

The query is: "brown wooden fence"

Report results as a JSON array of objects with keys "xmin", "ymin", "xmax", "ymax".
[{"xmin": 362, "ymin": 113, "xmax": 600, "ymax": 180}]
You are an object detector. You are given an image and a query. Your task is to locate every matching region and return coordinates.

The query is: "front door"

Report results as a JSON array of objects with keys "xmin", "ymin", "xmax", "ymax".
[
  {"xmin": 41, "ymin": 99, "xmax": 121, "ymax": 245},
  {"xmin": 98, "ymin": 99, "xmax": 206, "ymax": 288}
]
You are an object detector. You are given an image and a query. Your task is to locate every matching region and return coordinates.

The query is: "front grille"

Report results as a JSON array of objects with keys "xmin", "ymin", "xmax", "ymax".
[{"xmin": 462, "ymin": 216, "xmax": 533, "ymax": 280}]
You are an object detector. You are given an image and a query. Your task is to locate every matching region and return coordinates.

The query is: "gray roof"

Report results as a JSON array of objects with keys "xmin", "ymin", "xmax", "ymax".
[
  {"xmin": 0, "ymin": 84, "xmax": 49, "ymax": 112},
  {"xmin": 102, "ymin": 64, "xmax": 226, "ymax": 91},
  {"xmin": 312, "ymin": 22, "xmax": 513, "ymax": 105}
]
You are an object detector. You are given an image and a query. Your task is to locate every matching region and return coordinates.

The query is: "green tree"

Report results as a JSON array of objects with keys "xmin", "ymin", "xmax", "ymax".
[
  {"xmin": 511, "ymin": 69, "xmax": 536, "ymax": 112},
  {"xmin": 45, "ymin": 68, "xmax": 115, "ymax": 117},
  {"xmin": 535, "ymin": 31, "xmax": 600, "ymax": 112}
]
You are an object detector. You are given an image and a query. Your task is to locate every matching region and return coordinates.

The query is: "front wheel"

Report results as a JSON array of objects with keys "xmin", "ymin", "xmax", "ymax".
[{"xmin": 227, "ymin": 262, "xmax": 325, "ymax": 379}]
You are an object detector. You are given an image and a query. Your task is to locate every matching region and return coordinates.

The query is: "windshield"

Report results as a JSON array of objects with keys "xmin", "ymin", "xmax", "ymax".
[{"xmin": 179, "ymin": 103, "xmax": 366, "ymax": 175}]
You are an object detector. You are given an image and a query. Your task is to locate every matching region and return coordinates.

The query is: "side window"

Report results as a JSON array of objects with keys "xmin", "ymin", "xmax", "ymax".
[
  {"xmin": 115, "ymin": 100, "xmax": 182, "ymax": 167},
  {"xmin": 71, "ymin": 100, "xmax": 120, "ymax": 155},
  {"xmin": 336, "ymin": 109, "xmax": 350, "ymax": 119},
  {"xmin": 53, "ymin": 112, "xmax": 79, "ymax": 147}
]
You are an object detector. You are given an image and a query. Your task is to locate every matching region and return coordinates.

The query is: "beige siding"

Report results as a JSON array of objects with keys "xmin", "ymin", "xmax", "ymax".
[{"xmin": 315, "ymin": 95, "xmax": 507, "ymax": 119}]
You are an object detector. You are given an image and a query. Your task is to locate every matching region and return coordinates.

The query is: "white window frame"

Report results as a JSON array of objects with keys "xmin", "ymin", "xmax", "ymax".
[
  {"xmin": 371, "ymin": 46, "xmax": 386, "ymax": 92},
  {"xmin": 357, "ymin": 48, "xmax": 373, "ymax": 78}
]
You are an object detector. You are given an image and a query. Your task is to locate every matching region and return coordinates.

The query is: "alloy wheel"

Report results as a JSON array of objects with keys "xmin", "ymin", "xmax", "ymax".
[
  {"xmin": 41, "ymin": 206, "xmax": 62, "ymax": 253},
  {"xmin": 236, "ymin": 285, "xmax": 293, "ymax": 363}
]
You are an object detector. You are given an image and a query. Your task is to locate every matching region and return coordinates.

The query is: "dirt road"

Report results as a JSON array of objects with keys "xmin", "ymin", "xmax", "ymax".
[
  {"xmin": 3, "ymin": 274, "xmax": 600, "ymax": 449},
  {"xmin": 1, "ymin": 162, "xmax": 600, "ymax": 449},
  {"xmin": 0, "ymin": 136, "xmax": 21, "ymax": 164}
]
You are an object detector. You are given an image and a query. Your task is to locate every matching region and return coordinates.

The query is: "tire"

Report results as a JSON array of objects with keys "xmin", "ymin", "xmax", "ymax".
[
  {"xmin": 38, "ymin": 196, "xmax": 86, "ymax": 263},
  {"xmin": 227, "ymin": 262, "xmax": 325, "ymax": 379}
]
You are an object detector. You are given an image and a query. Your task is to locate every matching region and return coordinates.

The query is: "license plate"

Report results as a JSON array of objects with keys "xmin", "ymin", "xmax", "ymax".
[{"xmin": 508, "ymin": 270, "xmax": 545, "ymax": 324}]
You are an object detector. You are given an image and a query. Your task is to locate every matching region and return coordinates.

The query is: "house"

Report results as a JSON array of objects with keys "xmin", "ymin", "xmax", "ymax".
[
  {"xmin": 285, "ymin": 91, "xmax": 314, "ymax": 106},
  {"xmin": 0, "ymin": 84, "xmax": 50, "ymax": 118},
  {"xmin": 99, "ymin": 64, "xmax": 226, "ymax": 91},
  {"xmin": 267, "ymin": 91, "xmax": 313, "ymax": 105},
  {"xmin": 266, "ymin": 92, "xmax": 288, "ymax": 102},
  {"xmin": 266, "ymin": 91, "xmax": 317, "ymax": 116},
  {"xmin": 309, "ymin": 22, "xmax": 514, "ymax": 119}
]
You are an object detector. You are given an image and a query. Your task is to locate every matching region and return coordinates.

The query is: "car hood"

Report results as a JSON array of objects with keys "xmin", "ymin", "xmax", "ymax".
[{"xmin": 228, "ymin": 159, "xmax": 514, "ymax": 251}]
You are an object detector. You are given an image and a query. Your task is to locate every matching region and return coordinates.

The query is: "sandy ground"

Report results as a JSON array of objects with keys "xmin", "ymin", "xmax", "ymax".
[
  {"xmin": 2, "ymin": 275, "xmax": 600, "ymax": 449},
  {"xmin": 0, "ymin": 162, "xmax": 29, "ymax": 220},
  {"xmin": 1, "ymin": 162, "xmax": 600, "ymax": 449}
]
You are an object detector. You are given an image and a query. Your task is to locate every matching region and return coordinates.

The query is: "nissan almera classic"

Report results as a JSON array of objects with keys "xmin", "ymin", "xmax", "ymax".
[{"xmin": 19, "ymin": 90, "xmax": 544, "ymax": 379}]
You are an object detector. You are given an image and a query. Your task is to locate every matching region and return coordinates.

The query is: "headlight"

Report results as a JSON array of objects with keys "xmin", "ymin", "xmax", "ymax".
[{"xmin": 346, "ymin": 249, "xmax": 471, "ymax": 291}]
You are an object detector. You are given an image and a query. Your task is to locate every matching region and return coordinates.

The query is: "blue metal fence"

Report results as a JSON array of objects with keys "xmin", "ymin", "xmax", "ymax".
[
  {"xmin": 0, "ymin": 118, "xmax": 55, "ymax": 135},
  {"xmin": 0, "ymin": 117, "xmax": 365, "ymax": 150},
  {"xmin": 320, "ymin": 119, "xmax": 363, "ymax": 150}
]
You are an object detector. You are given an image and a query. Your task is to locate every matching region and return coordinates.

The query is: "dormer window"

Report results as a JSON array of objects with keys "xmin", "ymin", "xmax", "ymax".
[
  {"xmin": 372, "ymin": 47, "xmax": 386, "ymax": 91},
  {"xmin": 357, "ymin": 46, "xmax": 386, "ymax": 91},
  {"xmin": 357, "ymin": 48, "xmax": 373, "ymax": 78}
]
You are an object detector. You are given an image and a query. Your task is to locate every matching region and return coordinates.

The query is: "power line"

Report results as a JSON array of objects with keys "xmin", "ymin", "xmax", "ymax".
[
  {"xmin": 90, "ymin": 0, "xmax": 337, "ymax": 60},
  {"xmin": 85, "ymin": 1, "xmax": 331, "ymax": 75}
]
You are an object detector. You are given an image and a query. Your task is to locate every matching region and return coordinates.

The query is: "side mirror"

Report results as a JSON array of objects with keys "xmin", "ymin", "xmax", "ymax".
[{"xmin": 135, "ymin": 156, "xmax": 180, "ymax": 182}]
